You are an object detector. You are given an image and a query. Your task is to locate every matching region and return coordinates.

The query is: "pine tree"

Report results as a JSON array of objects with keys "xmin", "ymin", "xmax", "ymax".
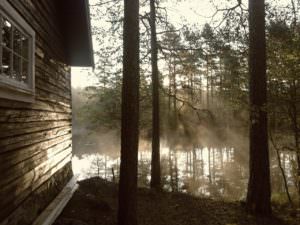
[
  {"xmin": 117, "ymin": 0, "xmax": 140, "ymax": 224},
  {"xmin": 150, "ymin": 0, "xmax": 161, "ymax": 190},
  {"xmin": 246, "ymin": 0, "xmax": 271, "ymax": 215}
]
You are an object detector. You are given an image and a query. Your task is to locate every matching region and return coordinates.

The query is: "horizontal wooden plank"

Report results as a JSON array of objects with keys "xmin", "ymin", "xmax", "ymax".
[
  {"xmin": 0, "ymin": 121, "xmax": 71, "ymax": 138},
  {"xmin": 35, "ymin": 78, "xmax": 71, "ymax": 101},
  {"xmin": 0, "ymin": 154, "xmax": 72, "ymax": 220},
  {"xmin": 0, "ymin": 162, "xmax": 72, "ymax": 225},
  {"xmin": 0, "ymin": 147, "xmax": 72, "ymax": 198},
  {"xmin": 39, "ymin": 0, "xmax": 59, "ymax": 25},
  {"xmin": 35, "ymin": 57, "xmax": 71, "ymax": 87},
  {"xmin": 0, "ymin": 134, "xmax": 71, "ymax": 168},
  {"xmin": 36, "ymin": 68, "xmax": 71, "ymax": 94},
  {"xmin": 21, "ymin": 0, "xmax": 65, "ymax": 53},
  {"xmin": 28, "ymin": 1, "xmax": 64, "ymax": 42},
  {"xmin": 35, "ymin": 53, "xmax": 70, "ymax": 79},
  {"xmin": 0, "ymin": 110, "xmax": 71, "ymax": 123},
  {"xmin": 0, "ymin": 140, "xmax": 72, "ymax": 187},
  {"xmin": 0, "ymin": 98, "xmax": 71, "ymax": 113},
  {"xmin": 0, "ymin": 127, "xmax": 71, "ymax": 153},
  {"xmin": 0, "ymin": 0, "xmax": 74, "ymax": 222},
  {"xmin": 35, "ymin": 89, "xmax": 71, "ymax": 107}
]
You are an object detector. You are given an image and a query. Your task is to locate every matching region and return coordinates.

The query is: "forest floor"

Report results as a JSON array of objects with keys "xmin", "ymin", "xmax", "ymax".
[{"xmin": 54, "ymin": 177, "xmax": 299, "ymax": 225}]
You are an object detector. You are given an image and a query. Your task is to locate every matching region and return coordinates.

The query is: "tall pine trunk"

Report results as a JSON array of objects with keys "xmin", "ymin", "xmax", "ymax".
[
  {"xmin": 246, "ymin": 0, "xmax": 271, "ymax": 215},
  {"xmin": 150, "ymin": 0, "xmax": 161, "ymax": 190},
  {"xmin": 117, "ymin": 0, "xmax": 140, "ymax": 224}
]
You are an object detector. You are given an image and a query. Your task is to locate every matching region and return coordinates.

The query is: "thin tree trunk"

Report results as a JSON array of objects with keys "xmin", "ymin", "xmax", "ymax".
[
  {"xmin": 189, "ymin": 151, "xmax": 192, "ymax": 176},
  {"xmin": 117, "ymin": 0, "xmax": 140, "ymax": 224},
  {"xmin": 212, "ymin": 148, "xmax": 215, "ymax": 182},
  {"xmin": 293, "ymin": 123, "xmax": 300, "ymax": 203},
  {"xmin": 104, "ymin": 155, "xmax": 107, "ymax": 179},
  {"xmin": 220, "ymin": 148, "xmax": 224, "ymax": 171},
  {"xmin": 206, "ymin": 56, "xmax": 210, "ymax": 109},
  {"xmin": 193, "ymin": 148, "xmax": 196, "ymax": 181},
  {"xmin": 199, "ymin": 75, "xmax": 202, "ymax": 104},
  {"xmin": 112, "ymin": 167, "xmax": 116, "ymax": 182},
  {"xmin": 270, "ymin": 134, "xmax": 293, "ymax": 205},
  {"xmin": 289, "ymin": 81, "xmax": 300, "ymax": 202},
  {"xmin": 175, "ymin": 151, "xmax": 179, "ymax": 191},
  {"xmin": 246, "ymin": 0, "xmax": 271, "ymax": 215},
  {"xmin": 150, "ymin": 0, "xmax": 161, "ymax": 190},
  {"xmin": 200, "ymin": 148, "xmax": 204, "ymax": 176},
  {"xmin": 208, "ymin": 148, "xmax": 212, "ymax": 184},
  {"xmin": 186, "ymin": 152, "xmax": 189, "ymax": 174},
  {"xmin": 97, "ymin": 158, "xmax": 100, "ymax": 177},
  {"xmin": 169, "ymin": 148, "xmax": 174, "ymax": 192}
]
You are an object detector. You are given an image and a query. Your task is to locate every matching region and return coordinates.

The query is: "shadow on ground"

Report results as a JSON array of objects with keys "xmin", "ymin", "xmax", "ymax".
[{"xmin": 54, "ymin": 177, "xmax": 298, "ymax": 225}]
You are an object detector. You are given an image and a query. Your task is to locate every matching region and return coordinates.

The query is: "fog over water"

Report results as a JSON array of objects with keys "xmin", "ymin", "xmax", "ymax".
[
  {"xmin": 70, "ymin": 0, "xmax": 300, "ymax": 205},
  {"xmin": 72, "ymin": 145, "xmax": 297, "ymax": 201}
]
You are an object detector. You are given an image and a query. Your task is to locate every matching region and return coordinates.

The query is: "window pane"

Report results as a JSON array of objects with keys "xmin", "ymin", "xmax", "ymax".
[
  {"xmin": 2, "ymin": 18, "xmax": 12, "ymax": 49},
  {"xmin": 13, "ymin": 28, "xmax": 22, "ymax": 55},
  {"xmin": 21, "ymin": 35, "xmax": 29, "ymax": 59},
  {"xmin": 12, "ymin": 54, "xmax": 21, "ymax": 81},
  {"xmin": 21, "ymin": 59, "xmax": 29, "ymax": 83},
  {"xmin": 2, "ymin": 47, "xmax": 11, "ymax": 77}
]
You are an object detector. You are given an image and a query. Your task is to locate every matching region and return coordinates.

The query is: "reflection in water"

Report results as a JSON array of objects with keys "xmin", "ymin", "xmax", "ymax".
[{"xmin": 72, "ymin": 147, "xmax": 297, "ymax": 201}]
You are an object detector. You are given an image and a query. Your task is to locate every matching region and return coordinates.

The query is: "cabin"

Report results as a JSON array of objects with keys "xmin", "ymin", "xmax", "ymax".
[{"xmin": 0, "ymin": 0, "xmax": 93, "ymax": 224}]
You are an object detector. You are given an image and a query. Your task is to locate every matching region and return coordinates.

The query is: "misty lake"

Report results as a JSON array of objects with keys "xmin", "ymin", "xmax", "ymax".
[{"xmin": 72, "ymin": 147, "xmax": 297, "ymax": 201}]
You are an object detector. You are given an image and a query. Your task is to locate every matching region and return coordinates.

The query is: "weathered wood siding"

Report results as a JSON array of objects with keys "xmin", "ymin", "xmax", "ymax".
[{"xmin": 0, "ymin": 1, "xmax": 73, "ymax": 224}]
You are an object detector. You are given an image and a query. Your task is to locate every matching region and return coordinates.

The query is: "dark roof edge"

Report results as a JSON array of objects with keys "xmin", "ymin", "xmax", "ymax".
[{"xmin": 57, "ymin": 0, "xmax": 94, "ymax": 68}]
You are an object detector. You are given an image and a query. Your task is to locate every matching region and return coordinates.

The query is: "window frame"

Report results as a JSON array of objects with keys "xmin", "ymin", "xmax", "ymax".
[{"xmin": 0, "ymin": 0, "xmax": 35, "ymax": 103}]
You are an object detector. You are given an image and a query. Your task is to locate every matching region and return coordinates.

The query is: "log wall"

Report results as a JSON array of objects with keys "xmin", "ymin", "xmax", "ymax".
[{"xmin": 0, "ymin": 1, "xmax": 73, "ymax": 224}]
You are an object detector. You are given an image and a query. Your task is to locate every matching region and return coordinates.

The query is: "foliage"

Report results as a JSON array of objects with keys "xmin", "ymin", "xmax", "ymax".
[{"xmin": 72, "ymin": 0, "xmax": 300, "ymax": 203}]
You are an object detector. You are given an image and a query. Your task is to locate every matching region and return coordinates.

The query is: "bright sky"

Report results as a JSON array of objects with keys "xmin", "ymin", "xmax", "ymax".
[
  {"xmin": 71, "ymin": 67, "xmax": 94, "ymax": 88},
  {"xmin": 72, "ymin": 0, "xmax": 218, "ymax": 88},
  {"xmin": 71, "ymin": 0, "xmax": 294, "ymax": 88}
]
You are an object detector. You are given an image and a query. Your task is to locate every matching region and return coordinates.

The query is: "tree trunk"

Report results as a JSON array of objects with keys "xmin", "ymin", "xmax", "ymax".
[
  {"xmin": 212, "ymin": 148, "xmax": 215, "ymax": 182},
  {"xmin": 150, "ymin": 0, "xmax": 161, "ymax": 190},
  {"xmin": 208, "ymin": 148, "xmax": 212, "ymax": 184},
  {"xmin": 175, "ymin": 151, "xmax": 179, "ymax": 191},
  {"xmin": 206, "ymin": 56, "xmax": 210, "ymax": 109},
  {"xmin": 104, "ymin": 155, "xmax": 107, "ymax": 179},
  {"xmin": 200, "ymin": 148, "xmax": 204, "ymax": 176},
  {"xmin": 290, "ymin": 80, "xmax": 300, "ymax": 202},
  {"xmin": 193, "ymin": 148, "xmax": 197, "ymax": 181},
  {"xmin": 246, "ymin": 0, "xmax": 271, "ymax": 215},
  {"xmin": 189, "ymin": 151, "xmax": 192, "ymax": 176},
  {"xmin": 169, "ymin": 148, "xmax": 174, "ymax": 192},
  {"xmin": 117, "ymin": 0, "xmax": 140, "ymax": 224},
  {"xmin": 292, "ymin": 113, "xmax": 300, "ymax": 203},
  {"xmin": 275, "ymin": 147, "xmax": 293, "ymax": 205}
]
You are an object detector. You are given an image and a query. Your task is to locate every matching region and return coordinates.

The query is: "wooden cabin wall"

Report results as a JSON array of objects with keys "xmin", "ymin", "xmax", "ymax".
[{"xmin": 0, "ymin": 1, "xmax": 73, "ymax": 224}]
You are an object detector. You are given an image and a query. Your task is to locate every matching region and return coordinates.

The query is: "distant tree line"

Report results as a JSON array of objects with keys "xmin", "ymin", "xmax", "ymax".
[{"xmin": 72, "ymin": 0, "xmax": 300, "ymax": 223}]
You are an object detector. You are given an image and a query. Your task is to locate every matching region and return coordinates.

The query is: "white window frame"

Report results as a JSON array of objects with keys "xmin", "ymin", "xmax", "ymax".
[{"xmin": 0, "ymin": 0, "xmax": 35, "ymax": 103}]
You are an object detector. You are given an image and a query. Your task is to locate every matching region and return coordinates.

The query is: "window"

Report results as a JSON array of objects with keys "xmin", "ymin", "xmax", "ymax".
[{"xmin": 0, "ymin": 0, "xmax": 35, "ymax": 103}]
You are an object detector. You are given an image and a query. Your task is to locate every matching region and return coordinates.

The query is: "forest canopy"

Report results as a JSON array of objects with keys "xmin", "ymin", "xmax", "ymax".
[{"xmin": 72, "ymin": 0, "xmax": 300, "ymax": 210}]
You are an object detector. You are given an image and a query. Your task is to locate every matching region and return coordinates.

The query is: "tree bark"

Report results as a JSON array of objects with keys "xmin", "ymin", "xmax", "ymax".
[
  {"xmin": 175, "ymin": 151, "xmax": 179, "ymax": 191},
  {"xmin": 208, "ymin": 148, "xmax": 212, "ymax": 184},
  {"xmin": 246, "ymin": 0, "xmax": 271, "ymax": 215},
  {"xmin": 192, "ymin": 148, "xmax": 196, "ymax": 181},
  {"xmin": 150, "ymin": 0, "xmax": 161, "ymax": 190},
  {"xmin": 290, "ymin": 80, "xmax": 300, "ymax": 202},
  {"xmin": 271, "ymin": 138, "xmax": 293, "ymax": 205},
  {"xmin": 206, "ymin": 55, "xmax": 210, "ymax": 109},
  {"xmin": 117, "ymin": 0, "xmax": 140, "ymax": 224}
]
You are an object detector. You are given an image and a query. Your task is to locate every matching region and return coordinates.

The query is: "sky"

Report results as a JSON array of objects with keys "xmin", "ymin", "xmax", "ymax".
[
  {"xmin": 71, "ymin": 67, "xmax": 94, "ymax": 88},
  {"xmin": 71, "ymin": 0, "xmax": 293, "ymax": 88},
  {"xmin": 71, "ymin": 0, "xmax": 218, "ymax": 88}
]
